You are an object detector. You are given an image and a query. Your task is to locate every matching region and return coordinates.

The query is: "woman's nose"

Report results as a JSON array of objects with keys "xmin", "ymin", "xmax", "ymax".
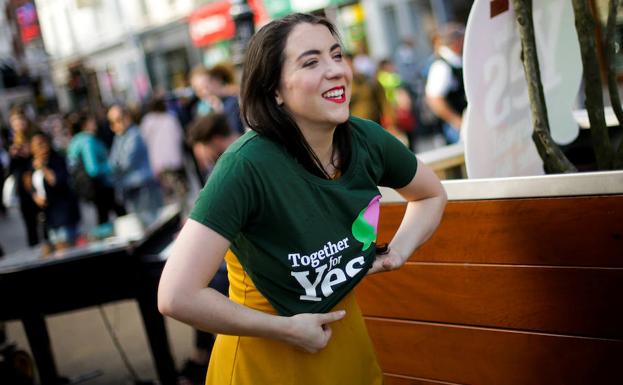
[{"xmin": 325, "ymin": 60, "xmax": 347, "ymax": 79}]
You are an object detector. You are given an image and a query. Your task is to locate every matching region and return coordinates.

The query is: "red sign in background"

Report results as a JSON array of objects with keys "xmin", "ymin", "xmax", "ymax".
[
  {"xmin": 15, "ymin": 2, "xmax": 40, "ymax": 43},
  {"xmin": 188, "ymin": 0, "xmax": 267, "ymax": 47}
]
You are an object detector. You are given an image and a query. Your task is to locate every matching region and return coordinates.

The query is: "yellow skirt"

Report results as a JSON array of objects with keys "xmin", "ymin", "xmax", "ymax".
[{"xmin": 205, "ymin": 250, "xmax": 383, "ymax": 385}]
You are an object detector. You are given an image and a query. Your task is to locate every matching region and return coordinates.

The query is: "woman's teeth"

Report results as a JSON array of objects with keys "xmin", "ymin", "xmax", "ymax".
[{"xmin": 323, "ymin": 89, "xmax": 344, "ymax": 98}]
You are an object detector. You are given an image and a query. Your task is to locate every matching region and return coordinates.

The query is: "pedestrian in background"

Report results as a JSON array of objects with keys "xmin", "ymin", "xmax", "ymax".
[
  {"xmin": 7, "ymin": 106, "xmax": 43, "ymax": 247},
  {"xmin": 187, "ymin": 113, "xmax": 239, "ymax": 180},
  {"xmin": 206, "ymin": 64, "xmax": 245, "ymax": 136},
  {"xmin": 345, "ymin": 52, "xmax": 390, "ymax": 125},
  {"xmin": 67, "ymin": 112, "xmax": 126, "ymax": 226},
  {"xmin": 108, "ymin": 105, "xmax": 162, "ymax": 218},
  {"xmin": 159, "ymin": 13, "xmax": 446, "ymax": 385},
  {"xmin": 425, "ymin": 23, "xmax": 466, "ymax": 144},
  {"xmin": 28, "ymin": 132, "xmax": 81, "ymax": 252},
  {"xmin": 140, "ymin": 97, "xmax": 188, "ymax": 206},
  {"xmin": 189, "ymin": 66, "xmax": 222, "ymax": 119}
]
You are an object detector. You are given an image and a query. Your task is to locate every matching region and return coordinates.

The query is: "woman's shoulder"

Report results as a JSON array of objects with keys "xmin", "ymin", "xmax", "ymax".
[
  {"xmin": 348, "ymin": 116, "xmax": 385, "ymax": 138},
  {"xmin": 224, "ymin": 130, "xmax": 287, "ymax": 165},
  {"xmin": 348, "ymin": 116, "xmax": 390, "ymax": 150}
]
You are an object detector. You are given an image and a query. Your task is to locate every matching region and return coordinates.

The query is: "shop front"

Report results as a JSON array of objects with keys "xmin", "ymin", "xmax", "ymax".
[
  {"xmin": 188, "ymin": 0, "xmax": 268, "ymax": 68},
  {"xmin": 141, "ymin": 20, "xmax": 200, "ymax": 94},
  {"xmin": 187, "ymin": 0, "xmax": 363, "ymax": 68}
]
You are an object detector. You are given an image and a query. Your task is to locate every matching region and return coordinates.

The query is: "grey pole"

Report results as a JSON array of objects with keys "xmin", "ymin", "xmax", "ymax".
[{"xmin": 230, "ymin": 0, "xmax": 255, "ymax": 66}]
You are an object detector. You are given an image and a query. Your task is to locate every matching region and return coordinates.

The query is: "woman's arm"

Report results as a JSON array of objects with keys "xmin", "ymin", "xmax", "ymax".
[
  {"xmin": 158, "ymin": 219, "xmax": 346, "ymax": 353},
  {"xmin": 368, "ymin": 158, "xmax": 447, "ymax": 274}
]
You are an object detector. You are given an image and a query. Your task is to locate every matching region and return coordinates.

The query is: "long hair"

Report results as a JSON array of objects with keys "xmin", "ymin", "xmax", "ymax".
[
  {"xmin": 240, "ymin": 13, "xmax": 351, "ymax": 179},
  {"xmin": 8, "ymin": 105, "xmax": 36, "ymax": 146}
]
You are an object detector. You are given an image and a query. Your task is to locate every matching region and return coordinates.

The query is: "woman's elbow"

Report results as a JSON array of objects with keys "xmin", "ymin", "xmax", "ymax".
[
  {"xmin": 157, "ymin": 284, "xmax": 186, "ymax": 319},
  {"xmin": 157, "ymin": 287, "xmax": 174, "ymax": 317}
]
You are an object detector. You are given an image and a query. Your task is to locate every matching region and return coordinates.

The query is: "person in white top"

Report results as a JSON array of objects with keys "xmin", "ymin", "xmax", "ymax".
[{"xmin": 425, "ymin": 23, "xmax": 467, "ymax": 144}]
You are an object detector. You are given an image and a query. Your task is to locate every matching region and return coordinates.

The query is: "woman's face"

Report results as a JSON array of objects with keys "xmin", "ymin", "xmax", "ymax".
[
  {"xmin": 31, "ymin": 135, "xmax": 50, "ymax": 160},
  {"xmin": 9, "ymin": 114, "xmax": 28, "ymax": 133},
  {"xmin": 84, "ymin": 117, "xmax": 97, "ymax": 133},
  {"xmin": 191, "ymin": 73, "xmax": 212, "ymax": 100},
  {"xmin": 276, "ymin": 23, "xmax": 352, "ymax": 134}
]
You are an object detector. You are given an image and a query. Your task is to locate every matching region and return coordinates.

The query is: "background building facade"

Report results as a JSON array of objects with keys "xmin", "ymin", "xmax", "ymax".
[{"xmin": 32, "ymin": 0, "xmax": 472, "ymax": 112}]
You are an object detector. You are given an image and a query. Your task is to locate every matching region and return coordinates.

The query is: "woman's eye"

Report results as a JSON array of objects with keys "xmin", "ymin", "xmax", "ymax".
[
  {"xmin": 303, "ymin": 60, "xmax": 318, "ymax": 68},
  {"xmin": 333, "ymin": 53, "xmax": 343, "ymax": 61}
]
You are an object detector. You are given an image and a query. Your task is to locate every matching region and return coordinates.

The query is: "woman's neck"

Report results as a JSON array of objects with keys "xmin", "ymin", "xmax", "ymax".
[{"xmin": 300, "ymin": 125, "xmax": 336, "ymax": 173}]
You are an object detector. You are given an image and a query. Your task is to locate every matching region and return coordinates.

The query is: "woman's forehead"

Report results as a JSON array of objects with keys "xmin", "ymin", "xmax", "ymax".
[{"xmin": 284, "ymin": 23, "xmax": 338, "ymax": 58}]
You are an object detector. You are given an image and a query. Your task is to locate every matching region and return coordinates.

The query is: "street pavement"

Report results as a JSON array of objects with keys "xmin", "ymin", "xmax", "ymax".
[{"xmin": 0, "ymin": 206, "xmax": 196, "ymax": 384}]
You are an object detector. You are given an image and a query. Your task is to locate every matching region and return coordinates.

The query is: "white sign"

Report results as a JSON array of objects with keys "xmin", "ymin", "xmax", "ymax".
[
  {"xmin": 463, "ymin": 0, "xmax": 582, "ymax": 178},
  {"xmin": 189, "ymin": 15, "xmax": 228, "ymax": 42}
]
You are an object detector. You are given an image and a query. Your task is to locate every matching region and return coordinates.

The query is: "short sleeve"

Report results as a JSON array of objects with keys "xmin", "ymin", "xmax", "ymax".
[
  {"xmin": 377, "ymin": 127, "xmax": 418, "ymax": 189},
  {"xmin": 425, "ymin": 60, "xmax": 452, "ymax": 97},
  {"xmin": 189, "ymin": 152, "xmax": 258, "ymax": 241}
]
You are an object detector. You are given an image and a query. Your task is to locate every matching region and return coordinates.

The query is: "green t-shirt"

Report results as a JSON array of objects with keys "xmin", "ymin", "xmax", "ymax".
[{"xmin": 190, "ymin": 116, "xmax": 418, "ymax": 316}]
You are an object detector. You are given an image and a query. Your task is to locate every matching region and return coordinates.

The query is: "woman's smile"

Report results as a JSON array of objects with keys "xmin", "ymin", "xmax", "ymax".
[{"xmin": 322, "ymin": 86, "xmax": 346, "ymax": 104}]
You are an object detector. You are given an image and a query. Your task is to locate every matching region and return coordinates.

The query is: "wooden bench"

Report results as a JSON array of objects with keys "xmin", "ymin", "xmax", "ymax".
[{"xmin": 355, "ymin": 171, "xmax": 623, "ymax": 385}]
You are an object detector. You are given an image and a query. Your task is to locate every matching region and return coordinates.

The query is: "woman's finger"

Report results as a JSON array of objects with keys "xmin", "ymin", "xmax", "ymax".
[{"xmin": 317, "ymin": 310, "xmax": 346, "ymax": 325}]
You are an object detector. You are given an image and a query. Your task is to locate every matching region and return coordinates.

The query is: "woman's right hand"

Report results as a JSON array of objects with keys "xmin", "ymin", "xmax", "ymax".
[{"xmin": 283, "ymin": 310, "xmax": 346, "ymax": 353}]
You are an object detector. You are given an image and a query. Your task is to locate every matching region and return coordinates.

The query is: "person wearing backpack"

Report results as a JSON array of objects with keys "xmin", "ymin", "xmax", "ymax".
[
  {"xmin": 67, "ymin": 112, "xmax": 126, "ymax": 225},
  {"xmin": 425, "ymin": 23, "xmax": 467, "ymax": 145}
]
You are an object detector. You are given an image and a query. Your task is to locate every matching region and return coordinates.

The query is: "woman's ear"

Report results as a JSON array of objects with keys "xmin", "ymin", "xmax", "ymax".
[{"xmin": 275, "ymin": 90, "xmax": 284, "ymax": 106}]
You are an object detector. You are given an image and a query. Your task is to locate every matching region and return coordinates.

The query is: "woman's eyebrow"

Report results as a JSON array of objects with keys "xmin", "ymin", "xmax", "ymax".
[
  {"xmin": 296, "ymin": 43, "xmax": 341, "ymax": 62},
  {"xmin": 297, "ymin": 49, "xmax": 320, "ymax": 61},
  {"xmin": 329, "ymin": 43, "xmax": 341, "ymax": 52}
]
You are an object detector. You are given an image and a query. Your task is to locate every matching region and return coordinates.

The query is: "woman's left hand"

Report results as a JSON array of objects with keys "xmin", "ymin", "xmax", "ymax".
[{"xmin": 367, "ymin": 247, "xmax": 407, "ymax": 275}]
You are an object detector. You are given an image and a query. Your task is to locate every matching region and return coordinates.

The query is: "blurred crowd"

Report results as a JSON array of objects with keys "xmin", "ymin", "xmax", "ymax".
[
  {"xmin": 0, "ymin": 62, "xmax": 245, "ymax": 257},
  {"xmin": 0, "ymin": 22, "xmax": 466, "ymax": 260},
  {"xmin": 346, "ymin": 22, "xmax": 466, "ymax": 151}
]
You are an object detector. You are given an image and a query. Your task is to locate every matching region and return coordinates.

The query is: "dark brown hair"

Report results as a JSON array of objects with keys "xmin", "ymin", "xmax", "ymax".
[
  {"xmin": 187, "ymin": 113, "xmax": 232, "ymax": 145},
  {"xmin": 147, "ymin": 97, "xmax": 167, "ymax": 113},
  {"xmin": 8, "ymin": 104, "xmax": 36, "ymax": 140},
  {"xmin": 208, "ymin": 63, "xmax": 236, "ymax": 85},
  {"xmin": 68, "ymin": 111, "xmax": 96, "ymax": 136},
  {"xmin": 240, "ymin": 13, "xmax": 351, "ymax": 179},
  {"xmin": 189, "ymin": 65, "xmax": 209, "ymax": 80}
]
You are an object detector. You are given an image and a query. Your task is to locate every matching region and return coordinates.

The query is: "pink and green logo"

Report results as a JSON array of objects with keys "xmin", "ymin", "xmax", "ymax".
[{"xmin": 351, "ymin": 195, "xmax": 381, "ymax": 251}]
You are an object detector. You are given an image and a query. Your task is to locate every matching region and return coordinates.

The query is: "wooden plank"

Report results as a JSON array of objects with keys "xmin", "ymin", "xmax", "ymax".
[
  {"xmin": 356, "ymin": 264, "xmax": 623, "ymax": 339},
  {"xmin": 378, "ymin": 195, "xmax": 623, "ymax": 267},
  {"xmin": 366, "ymin": 318, "xmax": 623, "ymax": 385}
]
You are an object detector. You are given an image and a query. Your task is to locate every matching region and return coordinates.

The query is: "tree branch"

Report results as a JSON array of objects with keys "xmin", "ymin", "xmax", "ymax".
[
  {"xmin": 572, "ymin": 0, "xmax": 614, "ymax": 169},
  {"xmin": 512, "ymin": 0, "xmax": 577, "ymax": 173}
]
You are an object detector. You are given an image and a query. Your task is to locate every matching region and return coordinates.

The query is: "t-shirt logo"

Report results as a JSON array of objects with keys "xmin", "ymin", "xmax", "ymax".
[
  {"xmin": 352, "ymin": 195, "xmax": 381, "ymax": 251},
  {"xmin": 288, "ymin": 195, "xmax": 381, "ymax": 302}
]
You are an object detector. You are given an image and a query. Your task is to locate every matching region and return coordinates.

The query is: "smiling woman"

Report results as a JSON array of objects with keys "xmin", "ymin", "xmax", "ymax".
[
  {"xmin": 240, "ymin": 13, "xmax": 353, "ymax": 180},
  {"xmin": 158, "ymin": 13, "xmax": 447, "ymax": 385}
]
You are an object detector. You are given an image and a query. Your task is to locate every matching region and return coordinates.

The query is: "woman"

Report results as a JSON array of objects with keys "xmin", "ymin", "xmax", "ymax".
[
  {"xmin": 29, "ymin": 132, "xmax": 81, "ymax": 251},
  {"xmin": 158, "ymin": 13, "xmax": 447, "ymax": 385},
  {"xmin": 7, "ymin": 106, "xmax": 42, "ymax": 247},
  {"xmin": 67, "ymin": 112, "xmax": 126, "ymax": 225}
]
